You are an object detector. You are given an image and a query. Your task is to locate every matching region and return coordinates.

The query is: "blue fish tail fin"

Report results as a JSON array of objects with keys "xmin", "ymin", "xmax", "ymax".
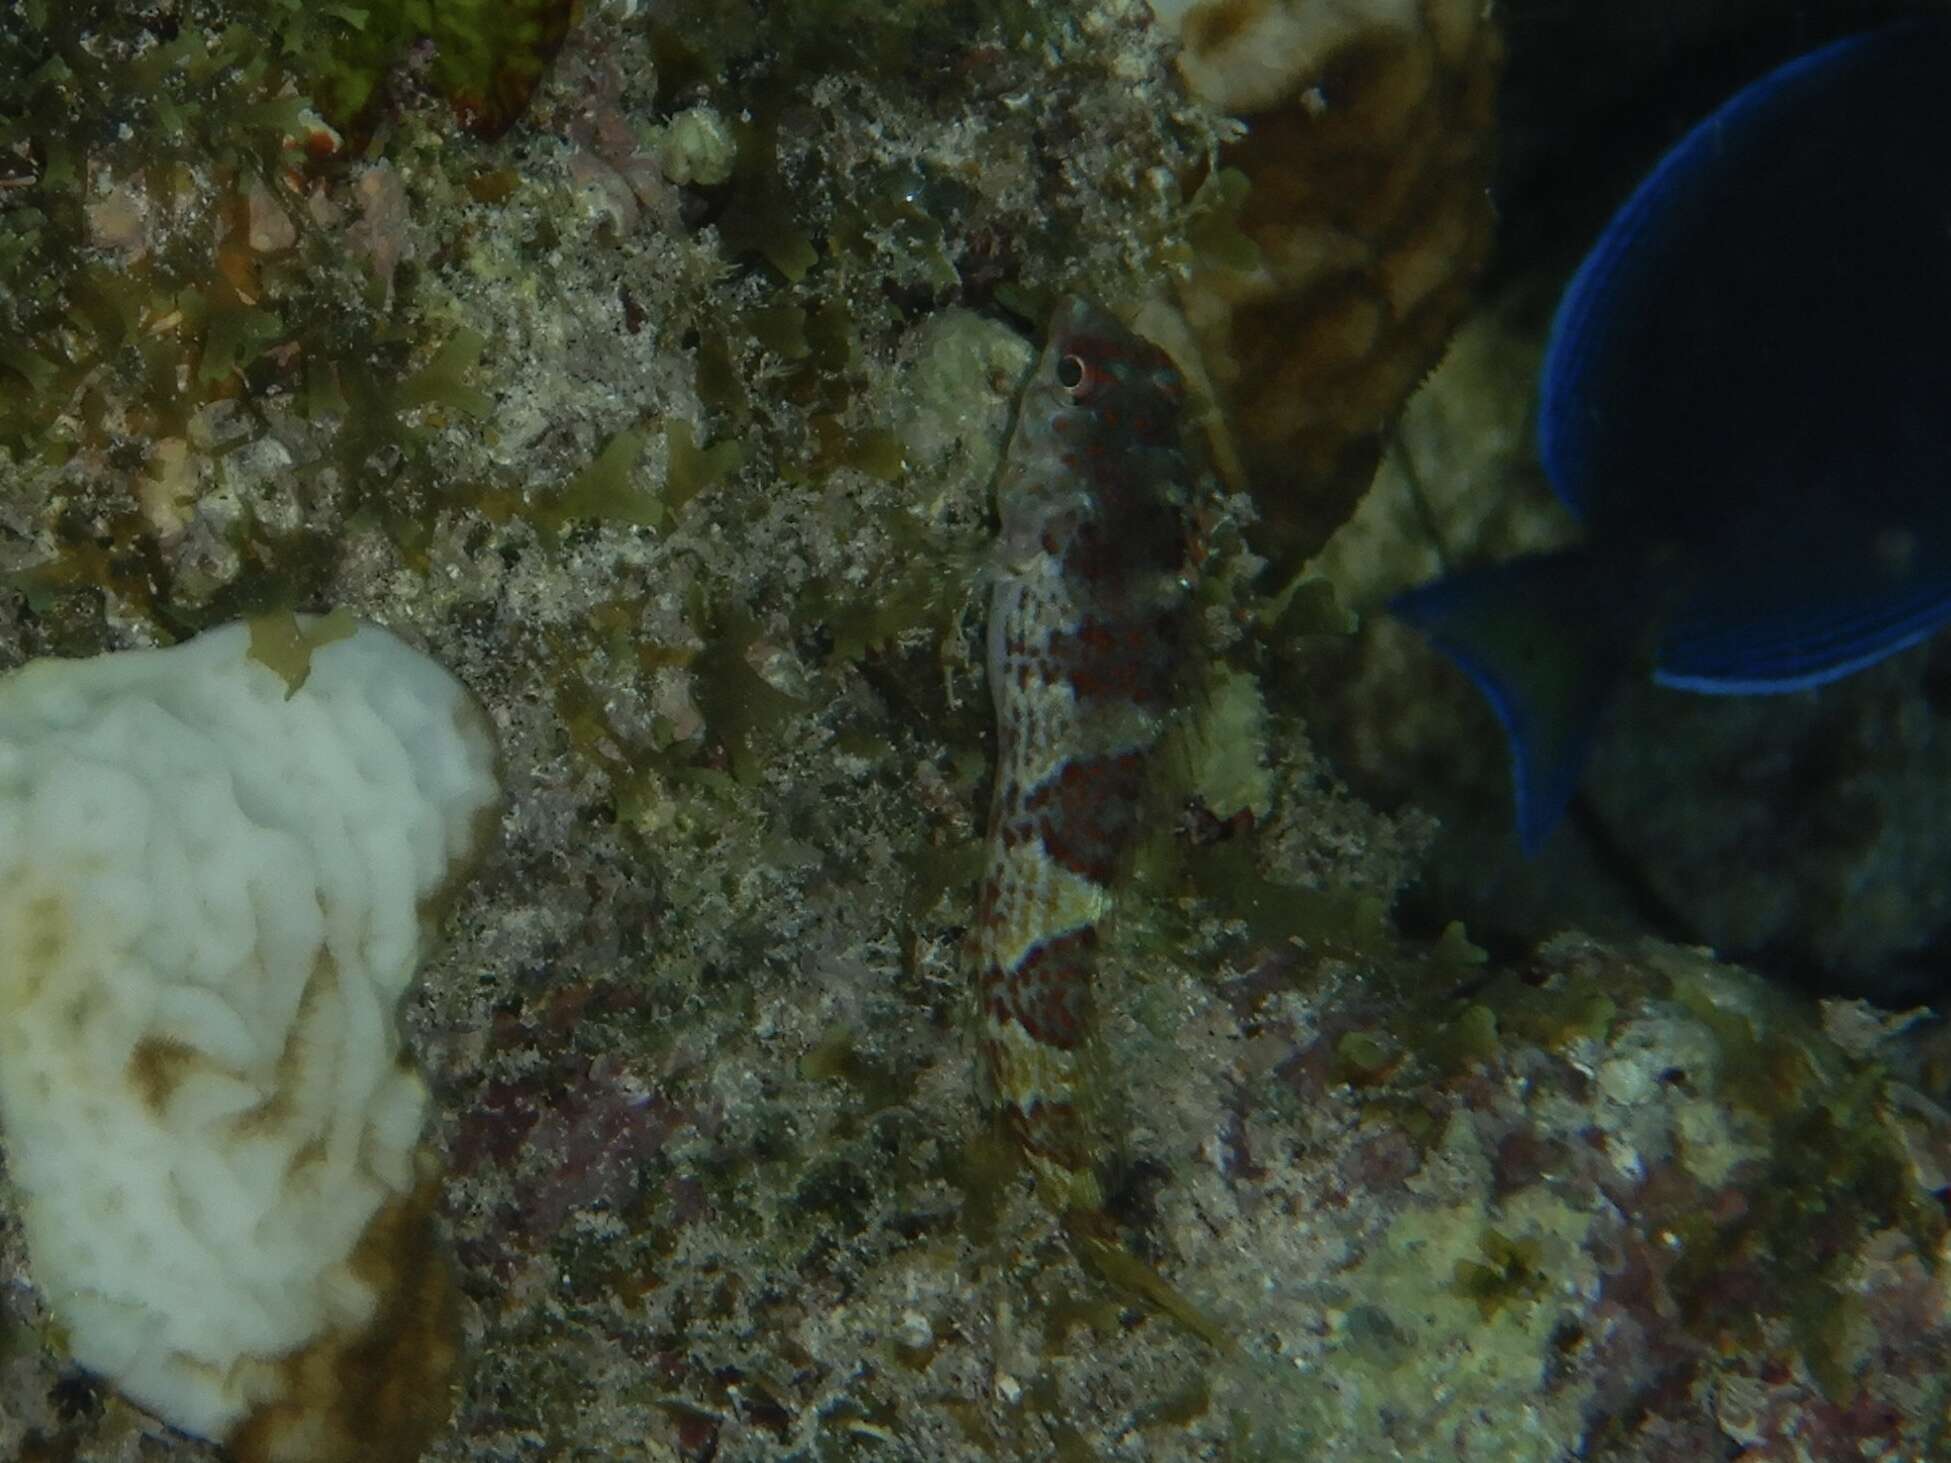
[{"xmin": 1390, "ymin": 550, "xmax": 1643, "ymax": 853}]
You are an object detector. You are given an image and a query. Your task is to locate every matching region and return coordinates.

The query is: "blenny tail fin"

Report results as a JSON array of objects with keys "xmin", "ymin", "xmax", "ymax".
[
  {"xmin": 1066, "ymin": 1206, "xmax": 1234, "ymax": 1353},
  {"xmin": 1389, "ymin": 547, "xmax": 1643, "ymax": 853}
]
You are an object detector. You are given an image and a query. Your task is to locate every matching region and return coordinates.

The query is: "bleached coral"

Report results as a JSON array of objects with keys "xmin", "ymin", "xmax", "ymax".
[{"xmin": 0, "ymin": 615, "xmax": 499, "ymax": 1461}]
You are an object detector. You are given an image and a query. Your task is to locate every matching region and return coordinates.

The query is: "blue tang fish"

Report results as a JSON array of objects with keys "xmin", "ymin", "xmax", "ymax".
[{"xmin": 1391, "ymin": 19, "xmax": 1951, "ymax": 853}]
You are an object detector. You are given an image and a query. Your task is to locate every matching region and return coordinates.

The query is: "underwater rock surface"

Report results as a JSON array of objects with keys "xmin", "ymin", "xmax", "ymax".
[{"xmin": 0, "ymin": 0, "xmax": 1947, "ymax": 1459}]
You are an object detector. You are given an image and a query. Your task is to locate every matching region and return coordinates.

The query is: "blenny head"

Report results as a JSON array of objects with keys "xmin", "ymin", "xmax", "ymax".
[
  {"xmin": 1031, "ymin": 296, "xmax": 1187, "ymax": 451},
  {"xmin": 994, "ymin": 298, "xmax": 1196, "ymax": 578}
]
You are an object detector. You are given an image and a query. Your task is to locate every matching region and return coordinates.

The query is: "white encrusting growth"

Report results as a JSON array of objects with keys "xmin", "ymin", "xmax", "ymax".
[{"xmin": 0, "ymin": 615, "xmax": 499, "ymax": 1455}]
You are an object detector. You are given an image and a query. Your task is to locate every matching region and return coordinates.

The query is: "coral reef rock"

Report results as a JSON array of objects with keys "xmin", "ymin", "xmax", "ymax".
[{"xmin": 1156, "ymin": 0, "xmax": 1502, "ymax": 571}]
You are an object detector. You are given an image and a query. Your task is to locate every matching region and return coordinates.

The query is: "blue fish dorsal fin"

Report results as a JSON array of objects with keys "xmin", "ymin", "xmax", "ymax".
[
  {"xmin": 1657, "ymin": 522, "xmax": 1951, "ymax": 693},
  {"xmin": 1391, "ymin": 549, "xmax": 1642, "ymax": 852}
]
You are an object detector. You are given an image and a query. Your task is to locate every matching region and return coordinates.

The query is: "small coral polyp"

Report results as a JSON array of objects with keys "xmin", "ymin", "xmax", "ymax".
[{"xmin": 0, "ymin": 615, "xmax": 500, "ymax": 1461}]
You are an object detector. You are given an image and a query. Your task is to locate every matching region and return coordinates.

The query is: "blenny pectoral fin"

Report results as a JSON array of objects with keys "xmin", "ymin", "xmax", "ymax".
[{"xmin": 1390, "ymin": 547, "xmax": 1642, "ymax": 853}]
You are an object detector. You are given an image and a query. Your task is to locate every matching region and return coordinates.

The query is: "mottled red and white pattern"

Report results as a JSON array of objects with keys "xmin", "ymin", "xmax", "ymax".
[{"xmin": 975, "ymin": 296, "xmax": 1197, "ymax": 1210}]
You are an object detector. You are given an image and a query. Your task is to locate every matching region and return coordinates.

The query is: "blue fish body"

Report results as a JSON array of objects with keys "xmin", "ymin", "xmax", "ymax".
[{"xmin": 1391, "ymin": 19, "xmax": 1951, "ymax": 852}]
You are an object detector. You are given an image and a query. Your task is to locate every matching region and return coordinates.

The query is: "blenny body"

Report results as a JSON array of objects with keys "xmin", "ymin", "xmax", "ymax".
[{"xmin": 974, "ymin": 296, "xmax": 1198, "ymax": 1213}]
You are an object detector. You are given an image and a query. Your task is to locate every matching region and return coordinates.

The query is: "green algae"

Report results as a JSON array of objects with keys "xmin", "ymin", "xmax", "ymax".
[
  {"xmin": 665, "ymin": 421, "xmax": 745, "ymax": 512},
  {"xmin": 744, "ymin": 304, "xmax": 810, "ymax": 362},
  {"xmin": 0, "ymin": 21, "xmax": 298, "ymax": 452},
  {"xmin": 945, "ymin": 1130, "xmax": 1017, "ymax": 1247},
  {"xmin": 805, "ymin": 530, "xmax": 975, "ymax": 670},
  {"xmin": 1072, "ymin": 1227, "xmax": 1232, "ymax": 1353},
  {"xmin": 811, "ymin": 419, "xmax": 905, "ymax": 481},
  {"xmin": 905, "ymin": 836, "xmax": 987, "ymax": 924},
  {"xmin": 1512, "ymin": 947, "xmax": 1946, "ymax": 1410},
  {"xmin": 799, "ymin": 1026, "xmax": 917, "ymax": 1118},
  {"xmin": 244, "ymin": 605, "xmax": 357, "ymax": 694},
  {"xmin": 1179, "ymin": 167, "xmax": 1260, "ymax": 276},
  {"xmin": 1064, "ymin": 921, "xmax": 1950, "ymax": 1453},
  {"xmin": 714, "ymin": 117, "xmax": 821, "ymax": 283},
  {"xmin": 1660, "ymin": 1054, "xmax": 1939, "ymax": 1400},
  {"xmin": 1432, "ymin": 920, "xmax": 1488, "ymax": 968},
  {"xmin": 1176, "ymin": 665, "xmax": 1275, "ymax": 823},
  {"xmin": 553, "ymin": 427, "xmax": 661, "ymax": 529},
  {"xmin": 397, "ymin": 326, "xmax": 494, "ymax": 416},
  {"xmin": 827, "ymin": 163, "xmax": 964, "ymax": 298},
  {"xmin": 1335, "ymin": 1030, "xmax": 1398, "ymax": 1083},
  {"xmin": 1453, "ymin": 1229, "xmax": 1547, "ymax": 1321},
  {"xmin": 1665, "ymin": 963, "xmax": 1818, "ymax": 1115},
  {"xmin": 687, "ymin": 597, "xmax": 812, "ymax": 785},
  {"xmin": 281, "ymin": 0, "xmax": 574, "ymax": 140},
  {"xmin": 0, "ymin": 5, "xmax": 541, "ymax": 634},
  {"xmin": 1131, "ymin": 1376, "xmax": 1213, "ymax": 1432},
  {"xmin": 1431, "ymin": 1000, "xmax": 1501, "ymax": 1072},
  {"xmin": 646, "ymin": 0, "xmax": 1061, "ymax": 103},
  {"xmin": 1320, "ymin": 1165, "xmax": 1598, "ymax": 1463},
  {"xmin": 1497, "ymin": 970, "xmax": 1619, "ymax": 1053},
  {"xmin": 1170, "ymin": 837, "xmax": 1391, "ymax": 956}
]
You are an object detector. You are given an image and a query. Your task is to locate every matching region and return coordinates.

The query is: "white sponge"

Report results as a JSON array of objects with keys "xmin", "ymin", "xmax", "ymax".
[{"xmin": 0, "ymin": 614, "xmax": 499, "ymax": 1459}]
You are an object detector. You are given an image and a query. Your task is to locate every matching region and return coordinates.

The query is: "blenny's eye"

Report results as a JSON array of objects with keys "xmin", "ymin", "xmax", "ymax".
[{"xmin": 1056, "ymin": 354, "xmax": 1087, "ymax": 391}]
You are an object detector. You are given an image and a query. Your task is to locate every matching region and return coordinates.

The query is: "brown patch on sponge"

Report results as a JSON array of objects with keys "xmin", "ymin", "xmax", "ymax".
[
  {"xmin": 229, "ymin": 1160, "xmax": 460, "ymax": 1463},
  {"xmin": 1167, "ymin": 0, "xmax": 1502, "ymax": 572},
  {"xmin": 125, "ymin": 1036, "xmax": 200, "ymax": 1115}
]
